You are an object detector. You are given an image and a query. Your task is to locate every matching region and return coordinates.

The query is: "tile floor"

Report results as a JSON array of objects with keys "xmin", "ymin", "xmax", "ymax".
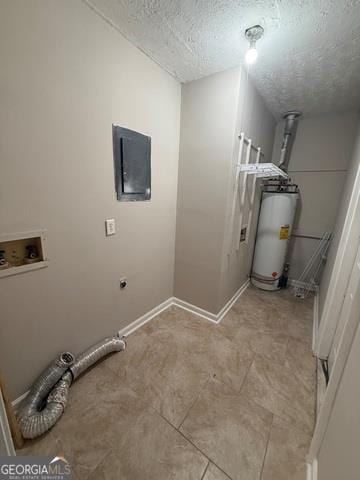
[{"xmin": 19, "ymin": 286, "xmax": 316, "ymax": 480}]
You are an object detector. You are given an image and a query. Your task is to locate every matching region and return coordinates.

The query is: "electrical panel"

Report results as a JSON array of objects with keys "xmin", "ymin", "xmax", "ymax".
[{"xmin": 112, "ymin": 125, "xmax": 151, "ymax": 202}]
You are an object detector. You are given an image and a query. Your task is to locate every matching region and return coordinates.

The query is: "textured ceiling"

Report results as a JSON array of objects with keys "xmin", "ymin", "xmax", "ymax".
[{"xmin": 84, "ymin": 0, "xmax": 360, "ymax": 118}]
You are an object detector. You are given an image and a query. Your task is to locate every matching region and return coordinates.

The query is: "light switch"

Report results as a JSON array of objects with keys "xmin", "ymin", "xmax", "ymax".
[{"xmin": 105, "ymin": 218, "xmax": 116, "ymax": 236}]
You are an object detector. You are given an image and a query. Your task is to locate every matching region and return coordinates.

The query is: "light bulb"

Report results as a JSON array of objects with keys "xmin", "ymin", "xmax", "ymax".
[{"xmin": 245, "ymin": 47, "xmax": 258, "ymax": 65}]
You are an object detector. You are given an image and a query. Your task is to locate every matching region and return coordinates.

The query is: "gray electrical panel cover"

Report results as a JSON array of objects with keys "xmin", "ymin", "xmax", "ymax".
[{"xmin": 112, "ymin": 125, "xmax": 151, "ymax": 201}]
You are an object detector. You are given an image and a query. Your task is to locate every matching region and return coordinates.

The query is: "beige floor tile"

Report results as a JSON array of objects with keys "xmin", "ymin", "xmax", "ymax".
[
  {"xmin": 216, "ymin": 318, "xmax": 289, "ymax": 365},
  {"xmin": 104, "ymin": 328, "xmax": 152, "ymax": 382},
  {"xmin": 261, "ymin": 416, "xmax": 311, "ymax": 480},
  {"xmin": 236, "ymin": 287, "xmax": 313, "ymax": 345},
  {"xmin": 108, "ymin": 321, "xmax": 210, "ymax": 427},
  {"xmin": 286, "ymin": 312, "xmax": 313, "ymax": 345},
  {"xmin": 107, "ymin": 306, "xmax": 253, "ymax": 427},
  {"xmin": 236, "ymin": 326, "xmax": 288, "ymax": 364},
  {"xmin": 293, "ymin": 295, "xmax": 314, "ymax": 318},
  {"xmin": 285, "ymin": 337, "xmax": 317, "ymax": 386},
  {"xmin": 87, "ymin": 407, "xmax": 208, "ymax": 480},
  {"xmin": 69, "ymin": 361, "xmax": 128, "ymax": 406},
  {"xmin": 142, "ymin": 305, "xmax": 215, "ymax": 337},
  {"xmin": 243, "ymin": 286, "xmax": 296, "ymax": 313},
  {"xmin": 241, "ymin": 357, "xmax": 315, "ymax": 436},
  {"xmin": 18, "ymin": 436, "xmax": 81, "ymax": 480},
  {"xmin": 186, "ymin": 329, "xmax": 253, "ymax": 394},
  {"xmin": 18, "ymin": 286, "xmax": 316, "ymax": 480},
  {"xmin": 232, "ymin": 293, "xmax": 278, "ymax": 320},
  {"xmin": 17, "ymin": 365, "xmax": 135, "ymax": 479},
  {"xmin": 17, "ymin": 432, "xmax": 63, "ymax": 457},
  {"xmin": 228, "ymin": 302, "xmax": 289, "ymax": 336},
  {"xmin": 124, "ymin": 347, "xmax": 210, "ymax": 428},
  {"xmin": 49, "ymin": 365, "xmax": 150, "ymax": 479},
  {"xmin": 203, "ymin": 462, "xmax": 232, "ymax": 480},
  {"xmin": 180, "ymin": 379, "xmax": 273, "ymax": 480}
]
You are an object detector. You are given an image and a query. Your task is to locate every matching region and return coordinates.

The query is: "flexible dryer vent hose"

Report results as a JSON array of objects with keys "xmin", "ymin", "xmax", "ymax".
[{"xmin": 18, "ymin": 335, "xmax": 125, "ymax": 439}]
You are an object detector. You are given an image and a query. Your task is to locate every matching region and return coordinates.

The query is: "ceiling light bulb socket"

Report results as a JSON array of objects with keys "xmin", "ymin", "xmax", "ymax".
[
  {"xmin": 245, "ymin": 25, "xmax": 264, "ymax": 42},
  {"xmin": 283, "ymin": 110, "xmax": 302, "ymax": 120}
]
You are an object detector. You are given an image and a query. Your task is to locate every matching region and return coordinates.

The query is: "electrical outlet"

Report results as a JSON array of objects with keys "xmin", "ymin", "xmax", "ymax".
[{"xmin": 105, "ymin": 218, "xmax": 116, "ymax": 236}]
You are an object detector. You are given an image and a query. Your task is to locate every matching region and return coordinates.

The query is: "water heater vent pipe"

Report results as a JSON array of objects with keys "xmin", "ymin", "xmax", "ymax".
[{"xmin": 278, "ymin": 111, "xmax": 302, "ymax": 172}]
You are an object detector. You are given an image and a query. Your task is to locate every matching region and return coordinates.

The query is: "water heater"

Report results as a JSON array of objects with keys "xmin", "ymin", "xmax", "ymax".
[
  {"xmin": 251, "ymin": 111, "xmax": 301, "ymax": 291},
  {"xmin": 251, "ymin": 190, "xmax": 298, "ymax": 290}
]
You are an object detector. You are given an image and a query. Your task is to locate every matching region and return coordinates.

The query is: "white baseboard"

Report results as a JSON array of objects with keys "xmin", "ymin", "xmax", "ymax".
[
  {"xmin": 119, "ymin": 279, "xmax": 250, "ymax": 338},
  {"xmin": 12, "ymin": 389, "xmax": 29, "ymax": 408},
  {"xmin": 313, "ymin": 288, "xmax": 319, "ymax": 354},
  {"xmin": 172, "ymin": 297, "xmax": 218, "ymax": 323},
  {"xmin": 0, "ymin": 390, "xmax": 16, "ymax": 455},
  {"xmin": 12, "ymin": 280, "xmax": 250, "ymax": 406},
  {"xmin": 173, "ymin": 279, "xmax": 250, "ymax": 324},
  {"xmin": 307, "ymin": 459, "xmax": 318, "ymax": 480},
  {"xmin": 289, "ymin": 278, "xmax": 319, "ymax": 354},
  {"xmin": 118, "ymin": 297, "xmax": 173, "ymax": 337},
  {"xmin": 216, "ymin": 279, "xmax": 250, "ymax": 323}
]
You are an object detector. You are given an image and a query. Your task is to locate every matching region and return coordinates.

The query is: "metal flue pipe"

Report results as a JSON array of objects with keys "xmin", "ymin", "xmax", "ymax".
[{"xmin": 278, "ymin": 111, "xmax": 302, "ymax": 172}]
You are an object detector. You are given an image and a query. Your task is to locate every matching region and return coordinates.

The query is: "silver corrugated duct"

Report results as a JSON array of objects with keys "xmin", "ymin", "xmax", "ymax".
[
  {"xmin": 278, "ymin": 111, "xmax": 302, "ymax": 172},
  {"xmin": 18, "ymin": 335, "xmax": 125, "ymax": 439},
  {"xmin": 70, "ymin": 335, "xmax": 126, "ymax": 380},
  {"xmin": 18, "ymin": 352, "xmax": 74, "ymax": 439}
]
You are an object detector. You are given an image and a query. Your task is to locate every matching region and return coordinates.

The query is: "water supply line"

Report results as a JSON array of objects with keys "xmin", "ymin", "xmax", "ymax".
[
  {"xmin": 278, "ymin": 111, "xmax": 302, "ymax": 172},
  {"xmin": 18, "ymin": 334, "xmax": 126, "ymax": 439}
]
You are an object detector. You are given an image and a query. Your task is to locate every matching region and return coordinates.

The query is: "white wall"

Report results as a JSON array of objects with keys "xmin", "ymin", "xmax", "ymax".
[
  {"xmin": 319, "ymin": 119, "xmax": 360, "ymax": 321},
  {"xmin": 315, "ymin": 122, "xmax": 360, "ymax": 364},
  {"xmin": 219, "ymin": 71, "xmax": 276, "ymax": 307},
  {"xmin": 0, "ymin": 0, "xmax": 181, "ymax": 399},
  {"xmin": 309, "ymin": 123, "xmax": 360, "ymax": 478},
  {"xmin": 272, "ymin": 112, "xmax": 359, "ymax": 280},
  {"xmin": 175, "ymin": 68, "xmax": 240, "ymax": 313},
  {"xmin": 175, "ymin": 67, "xmax": 276, "ymax": 313},
  {"xmin": 317, "ymin": 320, "xmax": 360, "ymax": 480}
]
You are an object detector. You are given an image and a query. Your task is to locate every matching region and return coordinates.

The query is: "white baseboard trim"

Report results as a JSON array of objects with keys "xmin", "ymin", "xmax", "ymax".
[
  {"xmin": 118, "ymin": 279, "xmax": 250, "ymax": 334},
  {"xmin": 313, "ymin": 288, "xmax": 319, "ymax": 354},
  {"xmin": 173, "ymin": 279, "xmax": 250, "ymax": 324},
  {"xmin": 172, "ymin": 297, "xmax": 218, "ymax": 324},
  {"xmin": 12, "ymin": 389, "xmax": 29, "ymax": 408},
  {"xmin": 306, "ymin": 459, "xmax": 318, "ymax": 480},
  {"xmin": 12, "ymin": 280, "xmax": 250, "ymax": 406},
  {"xmin": 216, "ymin": 279, "xmax": 250, "ymax": 323},
  {"xmin": 0, "ymin": 391, "xmax": 16, "ymax": 455},
  {"xmin": 118, "ymin": 296, "xmax": 173, "ymax": 338}
]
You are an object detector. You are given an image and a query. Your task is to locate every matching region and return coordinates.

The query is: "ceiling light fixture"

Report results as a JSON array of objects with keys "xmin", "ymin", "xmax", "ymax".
[{"xmin": 244, "ymin": 25, "xmax": 264, "ymax": 65}]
